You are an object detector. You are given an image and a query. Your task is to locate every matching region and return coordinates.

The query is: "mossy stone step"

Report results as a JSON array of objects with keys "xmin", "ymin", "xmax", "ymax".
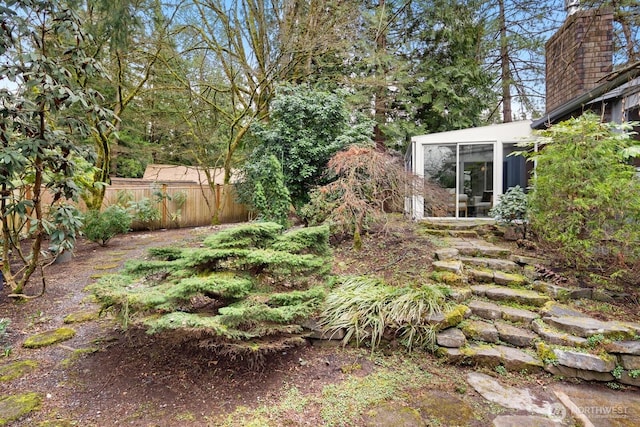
[
  {"xmin": 449, "ymin": 288, "xmax": 472, "ymax": 303},
  {"xmin": 430, "ymin": 271, "xmax": 465, "ymax": 286},
  {"xmin": 459, "ymin": 256, "xmax": 520, "ymax": 273},
  {"xmin": 23, "ymin": 327, "xmax": 76, "ymax": 349},
  {"xmin": 421, "ymin": 229, "xmax": 479, "ymax": 238},
  {"xmin": 540, "ymin": 302, "xmax": 588, "ymax": 319},
  {"xmin": 531, "ymin": 320, "xmax": 588, "ymax": 347},
  {"xmin": 468, "ymin": 300, "xmax": 539, "ymax": 324},
  {"xmin": 440, "ymin": 344, "xmax": 543, "ymax": 372},
  {"xmin": 420, "ymin": 220, "xmax": 483, "ymax": 231},
  {"xmin": 484, "ymin": 287, "xmax": 550, "ymax": 307},
  {"xmin": 472, "ymin": 286, "xmax": 549, "ymax": 307},
  {"xmin": 543, "ymin": 315, "xmax": 634, "ymax": 339},
  {"xmin": 0, "ymin": 392, "xmax": 42, "ymax": 426},
  {"xmin": 606, "ymin": 340, "xmax": 640, "ymax": 355},
  {"xmin": 426, "ymin": 305, "xmax": 471, "ymax": 330},
  {"xmin": 532, "ymin": 281, "xmax": 594, "ymax": 301},
  {"xmin": 451, "ymin": 241, "xmax": 511, "ymax": 259},
  {"xmin": 460, "ymin": 320, "xmax": 499, "ymax": 343},
  {"xmin": 467, "ymin": 268, "xmax": 494, "ymax": 283},
  {"xmin": 467, "ymin": 269, "xmax": 528, "ymax": 287},
  {"xmin": 553, "ymin": 348, "xmax": 616, "ymax": 372}
]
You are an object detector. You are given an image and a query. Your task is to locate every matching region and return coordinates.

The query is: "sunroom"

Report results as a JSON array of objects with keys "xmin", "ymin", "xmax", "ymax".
[{"xmin": 405, "ymin": 120, "xmax": 534, "ymax": 220}]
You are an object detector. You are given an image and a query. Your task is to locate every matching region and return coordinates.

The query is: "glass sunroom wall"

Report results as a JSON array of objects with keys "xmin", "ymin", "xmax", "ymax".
[
  {"xmin": 423, "ymin": 144, "xmax": 456, "ymax": 217},
  {"xmin": 459, "ymin": 143, "xmax": 494, "ymax": 217}
]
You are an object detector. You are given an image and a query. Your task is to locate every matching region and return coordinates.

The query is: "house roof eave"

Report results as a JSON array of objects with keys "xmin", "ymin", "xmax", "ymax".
[{"xmin": 532, "ymin": 61, "xmax": 640, "ymax": 130}]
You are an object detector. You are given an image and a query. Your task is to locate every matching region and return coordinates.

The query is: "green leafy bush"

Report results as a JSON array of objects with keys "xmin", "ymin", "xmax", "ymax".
[
  {"xmin": 83, "ymin": 206, "xmax": 132, "ymax": 246},
  {"xmin": 128, "ymin": 197, "xmax": 161, "ymax": 230},
  {"xmin": 88, "ymin": 222, "xmax": 332, "ymax": 359},
  {"xmin": 236, "ymin": 155, "xmax": 291, "ymax": 226},
  {"xmin": 489, "ymin": 185, "xmax": 528, "ymax": 239},
  {"xmin": 237, "ymin": 85, "xmax": 374, "ymax": 211},
  {"xmin": 528, "ymin": 114, "xmax": 640, "ymax": 277}
]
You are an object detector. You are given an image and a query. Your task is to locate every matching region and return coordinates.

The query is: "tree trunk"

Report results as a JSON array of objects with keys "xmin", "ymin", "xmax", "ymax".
[
  {"xmin": 499, "ymin": 0, "xmax": 512, "ymax": 123},
  {"xmin": 374, "ymin": 0, "xmax": 388, "ymax": 150}
]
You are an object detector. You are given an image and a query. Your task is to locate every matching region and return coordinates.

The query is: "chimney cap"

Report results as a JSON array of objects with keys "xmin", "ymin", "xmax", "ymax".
[{"xmin": 565, "ymin": 0, "xmax": 580, "ymax": 15}]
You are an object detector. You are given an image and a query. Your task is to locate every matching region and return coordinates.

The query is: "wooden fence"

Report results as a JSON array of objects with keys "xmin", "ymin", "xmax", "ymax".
[{"xmin": 104, "ymin": 180, "xmax": 250, "ymax": 230}]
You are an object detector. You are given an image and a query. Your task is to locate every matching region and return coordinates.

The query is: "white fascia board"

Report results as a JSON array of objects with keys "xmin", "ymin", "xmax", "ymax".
[{"xmin": 411, "ymin": 120, "xmax": 533, "ymax": 145}]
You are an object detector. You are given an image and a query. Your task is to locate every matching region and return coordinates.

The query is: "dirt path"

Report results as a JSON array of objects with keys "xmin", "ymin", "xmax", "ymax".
[{"xmin": 0, "ymin": 227, "xmax": 391, "ymax": 426}]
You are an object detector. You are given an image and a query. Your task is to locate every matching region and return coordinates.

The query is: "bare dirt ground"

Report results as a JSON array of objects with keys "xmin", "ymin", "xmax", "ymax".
[{"xmin": 0, "ymin": 220, "xmax": 636, "ymax": 426}]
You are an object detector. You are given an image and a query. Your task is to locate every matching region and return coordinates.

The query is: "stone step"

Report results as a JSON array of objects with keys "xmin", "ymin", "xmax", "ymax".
[
  {"xmin": 468, "ymin": 300, "xmax": 539, "ymax": 324},
  {"xmin": 510, "ymin": 254, "xmax": 546, "ymax": 266},
  {"xmin": 434, "ymin": 248, "xmax": 459, "ymax": 261},
  {"xmin": 420, "ymin": 220, "xmax": 484, "ymax": 231},
  {"xmin": 436, "ymin": 328, "xmax": 467, "ymax": 348},
  {"xmin": 449, "ymin": 288, "xmax": 472, "ymax": 303},
  {"xmin": 472, "ymin": 285, "xmax": 550, "ymax": 307},
  {"xmin": 543, "ymin": 315, "xmax": 634, "ymax": 339},
  {"xmin": 440, "ymin": 344, "xmax": 543, "ymax": 372},
  {"xmin": 532, "ymin": 281, "xmax": 592, "ymax": 301},
  {"xmin": 456, "ymin": 245, "xmax": 511, "ymax": 259},
  {"xmin": 432, "ymin": 260, "xmax": 463, "ymax": 274},
  {"xmin": 467, "ymin": 269, "xmax": 528, "ymax": 287},
  {"xmin": 460, "ymin": 256, "xmax": 521, "ymax": 273},
  {"xmin": 421, "ymin": 228, "xmax": 479, "ymax": 238},
  {"xmin": 531, "ymin": 320, "xmax": 588, "ymax": 347},
  {"xmin": 495, "ymin": 321, "xmax": 538, "ymax": 347},
  {"xmin": 460, "ymin": 319, "xmax": 499, "ymax": 343},
  {"xmin": 540, "ymin": 302, "xmax": 589, "ymax": 319}
]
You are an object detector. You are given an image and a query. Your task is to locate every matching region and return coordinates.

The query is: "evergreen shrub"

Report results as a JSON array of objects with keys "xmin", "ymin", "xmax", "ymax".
[
  {"xmin": 88, "ymin": 222, "xmax": 332, "ymax": 359},
  {"xmin": 83, "ymin": 205, "xmax": 132, "ymax": 246},
  {"xmin": 528, "ymin": 114, "xmax": 640, "ymax": 279}
]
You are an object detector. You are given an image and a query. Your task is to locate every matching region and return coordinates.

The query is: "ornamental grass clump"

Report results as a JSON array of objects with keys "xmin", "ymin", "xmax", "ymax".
[
  {"xmin": 88, "ymin": 223, "xmax": 332, "ymax": 359},
  {"xmin": 319, "ymin": 276, "xmax": 452, "ymax": 352}
]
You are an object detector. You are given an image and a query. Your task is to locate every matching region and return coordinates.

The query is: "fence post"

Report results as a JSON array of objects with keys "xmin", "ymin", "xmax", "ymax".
[{"xmin": 161, "ymin": 183, "xmax": 168, "ymax": 228}]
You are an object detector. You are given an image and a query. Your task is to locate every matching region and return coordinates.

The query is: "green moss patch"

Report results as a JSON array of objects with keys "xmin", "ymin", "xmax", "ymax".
[
  {"xmin": 38, "ymin": 420, "xmax": 75, "ymax": 427},
  {"xmin": 0, "ymin": 360, "xmax": 38, "ymax": 382},
  {"xmin": 439, "ymin": 304, "xmax": 469, "ymax": 330},
  {"xmin": 0, "ymin": 392, "xmax": 42, "ymax": 426},
  {"xmin": 23, "ymin": 328, "xmax": 76, "ymax": 349},
  {"xmin": 430, "ymin": 271, "xmax": 464, "ymax": 287},
  {"xmin": 63, "ymin": 310, "xmax": 99, "ymax": 324},
  {"xmin": 93, "ymin": 263, "xmax": 119, "ymax": 270}
]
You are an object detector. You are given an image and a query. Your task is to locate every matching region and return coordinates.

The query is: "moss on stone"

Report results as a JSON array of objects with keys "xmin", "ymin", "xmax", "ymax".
[
  {"xmin": 430, "ymin": 271, "xmax": 464, "ymax": 286},
  {"xmin": 23, "ymin": 328, "xmax": 76, "ymax": 349},
  {"xmin": 38, "ymin": 420, "xmax": 75, "ymax": 427},
  {"xmin": 63, "ymin": 310, "xmax": 99, "ymax": 324},
  {"xmin": 438, "ymin": 305, "xmax": 469, "ymax": 330},
  {"xmin": 536, "ymin": 341, "xmax": 557, "ymax": 364},
  {"xmin": 0, "ymin": 360, "xmax": 38, "ymax": 382},
  {"xmin": 93, "ymin": 263, "xmax": 119, "ymax": 270},
  {"xmin": 364, "ymin": 403, "xmax": 422, "ymax": 426},
  {"xmin": 0, "ymin": 392, "xmax": 42, "ymax": 426}
]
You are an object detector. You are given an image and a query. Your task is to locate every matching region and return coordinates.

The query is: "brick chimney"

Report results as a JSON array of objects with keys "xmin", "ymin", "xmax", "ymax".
[{"xmin": 545, "ymin": 7, "xmax": 613, "ymax": 112}]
